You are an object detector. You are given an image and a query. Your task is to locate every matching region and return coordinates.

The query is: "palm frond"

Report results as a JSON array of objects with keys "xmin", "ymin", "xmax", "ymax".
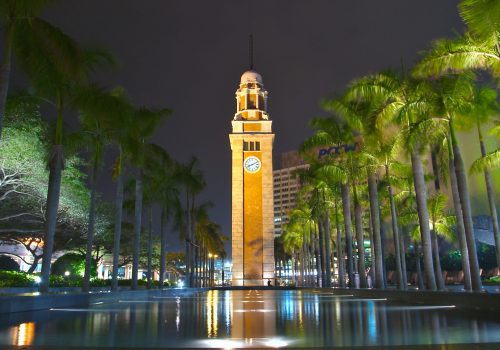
[
  {"xmin": 469, "ymin": 148, "xmax": 500, "ymax": 173},
  {"xmin": 412, "ymin": 35, "xmax": 500, "ymax": 78},
  {"xmin": 459, "ymin": 0, "xmax": 500, "ymax": 41}
]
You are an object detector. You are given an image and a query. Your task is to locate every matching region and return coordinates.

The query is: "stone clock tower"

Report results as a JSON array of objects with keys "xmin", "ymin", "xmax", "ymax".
[{"xmin": 229, "ymin": 69, "xmax": 275, "ymax": 286}]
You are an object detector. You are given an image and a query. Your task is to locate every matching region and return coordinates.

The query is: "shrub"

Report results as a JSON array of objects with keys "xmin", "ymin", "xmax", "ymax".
[
  {"xmin": 0, "ymin": 256, "xmax": 20, "ymax": 271},
  {"xmin": 0, "ymin": 271, "xmax": 36, "ymax": 287},
  {"xmin": 486, "ymin": 276, "xmax": 500, "ymax": 283},
  {"xmin": 441, "ymin": 250, "xmax": 462, "ymax": 271},
  {"xmin": 477, "ymin": 243, "xmax": 497, "ymax": 270},
  {"xmin": 51, "ymin": 253, "xmax": 96, "ymax": 277}
]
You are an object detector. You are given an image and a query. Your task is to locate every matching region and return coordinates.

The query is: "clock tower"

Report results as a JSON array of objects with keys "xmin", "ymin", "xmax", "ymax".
[{"xmin": 229, "ymin": 69, "xmax": 275, "ymax": 286}]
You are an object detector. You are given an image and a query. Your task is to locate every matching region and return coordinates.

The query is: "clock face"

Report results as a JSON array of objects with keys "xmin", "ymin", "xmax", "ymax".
[{"xmin": 244, "ymin": 156, "xmax": 261, "ymax": 173}]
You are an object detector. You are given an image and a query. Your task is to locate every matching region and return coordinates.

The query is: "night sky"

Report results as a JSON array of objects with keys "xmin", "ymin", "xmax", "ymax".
[{"xmin": 28, "ymin": 1, "xmax": 465, "ymax": 253}]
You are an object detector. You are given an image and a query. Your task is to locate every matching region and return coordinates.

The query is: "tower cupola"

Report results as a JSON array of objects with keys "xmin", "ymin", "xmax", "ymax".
[{"xmin": 234, "ymin": 70, "xmax": 269, "ymax": 121}]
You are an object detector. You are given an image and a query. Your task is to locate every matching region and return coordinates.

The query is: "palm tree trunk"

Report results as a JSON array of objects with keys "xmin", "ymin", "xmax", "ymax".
[
  {"xmin": 448, "ymin": 141, "xmax": 472, "ymax": 291},
  {"xmin": 431, "ymin": 228, "xmax": 445, "ymax": 290},
  {"xmin": 478, "ymin": 125, "xmax": 500, "ymax": 269},
  {"xmin": 450, "ymin": 123, "xmax": 482, "ymax": 291},
  {"xmin": 353, "ymin": 188, "xmax": 367, "ymax": 288},
  {"xmin": 39, "ymin": 145, "xmax": 64, "ymax": 293},
  {"xmin": 185, "ymin": 190, "xmax": 192, "ymax": 287},
  {"xmin": 111, "ymin": 160, "xmax": 124, "ymax": 292},
  {"xmin": 341, "ymin": 183, "xmax": 355, "ymax": 287},
  {"xmin": 323, "ymin": 214, "xmax": 332, "ymax": 287},
  {"xmin": 131, "ymin": 169, "xmax": 143, "ymax": 290},
  {"xmin": 368, "ymin": 210, "xmax": 376, "ymax": 286},
  {"xmin": 410, "ymin": 148, "xmax": 437, "ymax": 290},
  {"xmin": 399, "ymin": 229, "xmax": 408, "ymax": 287},
  {"xmin": 0, "ymin": 23, "xmax": 13, "ymax": 140},
  {"xmin": 314, "ymin": 226, "xmax": 321, "ymax": 287},
  {"xmin": 83, "ymin": 159, "xmax": 99, "ymax": 292},
  {"xmin": 414, "ymin": 240, "xmax": 425, "ymax": 290},
  {"xmin": 147, "ymin": 207, "xmax": 153, "ymax": 290},
  {"xmin": 431, "ymin": 146, "xmax": 441, "ymax": 191},
  {"xmin": 317, "ymin": 215, "xmax": 326, "ymax": 286},
  {"xmin": 367, "ymin": 171, "xmax": 384, "ymax": 289},
  {"xmin": 386, "ymin": 165, "xmax": 404, "ymax": 290},
  {"xmin": 334, "ymin": 197, "xmax": 345, "ymax": 288},
  {"xmin": 159, "ymin": 207, "xmax": 167, "ymax": 288}
]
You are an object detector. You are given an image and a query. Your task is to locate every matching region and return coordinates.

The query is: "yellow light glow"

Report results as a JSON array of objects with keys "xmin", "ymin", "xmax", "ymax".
[
  {"xmin": 12, "ymin": 322, "xmax": 35, "ymax": 346},
  {"xmin": 206, "ymin": 290, "xmax": 218, "ymax": 338}
]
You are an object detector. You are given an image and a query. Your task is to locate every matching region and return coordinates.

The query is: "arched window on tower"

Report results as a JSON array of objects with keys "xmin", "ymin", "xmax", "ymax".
[
  {"xmin": 258, "ymin": 95, "xmax": 265, "ymax": 111},
  {"xmin": 247, "ymin": 94, "xmax": 257, "ymax": 109}
]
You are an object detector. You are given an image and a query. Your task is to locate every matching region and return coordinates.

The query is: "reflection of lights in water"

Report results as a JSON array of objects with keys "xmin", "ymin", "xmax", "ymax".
[
  {"xmin": 385, "ymin": 305, "xmax": 456, "ymax": 310},
  {"xmin": 206, "ymin": 290, "xmax": 219, "ymax": 338},
  {"xmin": 176, "ymin": 297, "xmax": 180, "ymax": 333},
  {"xmin": 337, "ymin": 298, "xmax": 387, "ymax": 302},
  {"xmin": 225, "ymin": 290, "xmax": 231, "ymax": 332},
  {"xmin": 263, "ymin": 337, "xmax": 289, "ymax": 348},
  {"xmin": 199, "ymin": 337, "xmax": 293, "ymax": 349},
  {"xmin": 298, "ymin": 295, "xmax": 303, "ymax": 330},
  {"xmin": 13, "ymin": 322, "xmax": 35, "ymax": 346},
  {"xmin": 314, "ymin": 295, "xmax": 319, "ymax": 326},
  {"xmin": 367, "ymin": 301, "xmax": 377, "ymax": 342},
  {"xmin": 233, "ymin": 309, "xmax": 275, "ymax": 313},
  {"xmin": 201, "ymin": 338, "xmax": 243, "ymax": 349}
]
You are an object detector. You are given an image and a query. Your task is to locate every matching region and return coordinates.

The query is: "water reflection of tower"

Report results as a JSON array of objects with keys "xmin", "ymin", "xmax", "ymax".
[{"xmin": 230, "ymin": 290, "xmax": 276, "ymax": 340}]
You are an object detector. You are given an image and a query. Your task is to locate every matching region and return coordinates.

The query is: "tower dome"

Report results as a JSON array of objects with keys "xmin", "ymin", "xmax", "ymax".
[{"xmin": 240, "ymin": 70, "xmax": 263, "ymax": 84}]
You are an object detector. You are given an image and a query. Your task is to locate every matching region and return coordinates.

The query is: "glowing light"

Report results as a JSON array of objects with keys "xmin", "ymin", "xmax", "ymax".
[
  {"xmin": 206, "ymin": 290, "xmax": 219, "ymax": 338},
  {"xmin": 64, "ymin": 271, "xmax": 70, "ymax": 276},
  {"xmin": 200, "ymin": 338, "xmax": 244, "ymax": 349},
  {"xmin": 177, "ymin": 280, "xmax": 184, "ymax": 288},
  {"xmin": 387, "ymin": 305, "xmax": 456, "ymax": 310},
  {"xmin": 233, "ymin": 309, "xmax": 275, "ymax": 313},
  {"xmin": 12, "ymin": 322, "xmax": 35, "ymax": 346},
  {"xmin": 34, "ymin": 277, "xmax": 41, "ymax": 284},
  {"xmin": 263, "ymin": 337, "xmax": 289, "ymax": 348}
]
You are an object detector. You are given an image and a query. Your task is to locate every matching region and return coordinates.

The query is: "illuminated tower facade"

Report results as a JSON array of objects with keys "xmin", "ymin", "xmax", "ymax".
[{"xmin": 229, "ymin": 70, "xmax": 275, "ymax": 286}]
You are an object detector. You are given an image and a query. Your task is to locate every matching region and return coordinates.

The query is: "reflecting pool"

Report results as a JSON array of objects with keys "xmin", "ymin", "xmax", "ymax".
[{"xmin": 1, "ymin": 289, "xmax": 499, "ymax": 348}]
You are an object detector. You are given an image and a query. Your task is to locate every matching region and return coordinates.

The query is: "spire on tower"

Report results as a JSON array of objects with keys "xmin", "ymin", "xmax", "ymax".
[{"xmin": 249, "ymin": 34, "xmax": 254, "ymax": 70}]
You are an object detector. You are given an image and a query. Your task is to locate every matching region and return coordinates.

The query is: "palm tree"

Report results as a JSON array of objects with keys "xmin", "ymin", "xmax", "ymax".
[
  {"xmin": 431, "ymin": 74, "xmax": 483, "ymax": 291},
  {"xmin": 302, "ymin": 117, "xmax": 364, "ymax": 287},
  {"xmin": 428, "ymin": 193, "xmax": 457, "ymax": 289},
  {"xmin": 0, "ymin": 0, "xmax": 57, "ymax": 139},
  {"xmin": 129, "ymin": 141, "xmax": 170, "ymax": 290},
  {"xmin": 32, "ymin": 39, "xmax": 113, "ymax": 293},
  {"xmin": 175, "ymin": 157, "xmax": 205, "ymax": 287},
  {"xmin": 71, "ymin": 86, "xmax": 125, "ymax": 292},
  {"xmin": 347, "ymin": 72, "xmax": 438, "ymax": 290},
  {"xmin": 467, "ymin": 87, "xmax": 500, "ymax": 270},
  {"xmin": 413, "ymin": 0, "xmax": 500, "ymax": 80}
]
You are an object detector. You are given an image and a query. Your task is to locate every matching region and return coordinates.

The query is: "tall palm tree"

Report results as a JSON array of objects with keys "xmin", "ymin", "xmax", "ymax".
[
  {"xmin": 347, "ymin": 72, "xmax": 438, "ymax": 290},
  {"xmin": 467, "ymin": 87, "xmax": 500, "ymax": 270},
  {"xmin": 175, "ymin": 157, "xmax": 205, "ymax": 287},
  {"xmin": 302, "ymin": 117, "xmax": 363, "ymax": 287},
  {"xmin": 32, "ymin": 38, "xmax": 113, "ymax": 293},
  {"xmin": 0, "ymin": 0, "xmax": 56, "ymax": 139},
  {"xmin": 129, "ymin": 140, "xmax": 170, "ymax": 290},
  {"xmin": 431, "ymin": 74, "xmax": 483, "ymax": 291},
  {"xmin": 71, "ymin": 86, "xmax": 126, "ymax": 292}
]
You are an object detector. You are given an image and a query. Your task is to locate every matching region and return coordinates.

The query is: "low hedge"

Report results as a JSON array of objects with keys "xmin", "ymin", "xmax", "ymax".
[
  {"xmin": 0, "ymin": 271, "xmax": 36, "ymax": 287},
  {"xmin": 486, "ymin": 276, "xmax": 500, "ymax": 283},
  {"xmin": 0, "ymin": 271, "xmax": 170, "ymax": 288}
]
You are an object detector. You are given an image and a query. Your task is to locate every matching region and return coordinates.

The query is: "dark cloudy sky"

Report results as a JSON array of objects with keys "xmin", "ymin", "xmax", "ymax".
[{"xmin": 36, "ymin": 1, "xmax": 464, "ymax": 253}]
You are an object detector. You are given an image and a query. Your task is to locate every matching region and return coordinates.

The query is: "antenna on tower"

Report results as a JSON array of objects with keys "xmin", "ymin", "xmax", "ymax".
[{"xmin": 249, "ymin": 34, "xmax": 254, "ymax": 70}]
